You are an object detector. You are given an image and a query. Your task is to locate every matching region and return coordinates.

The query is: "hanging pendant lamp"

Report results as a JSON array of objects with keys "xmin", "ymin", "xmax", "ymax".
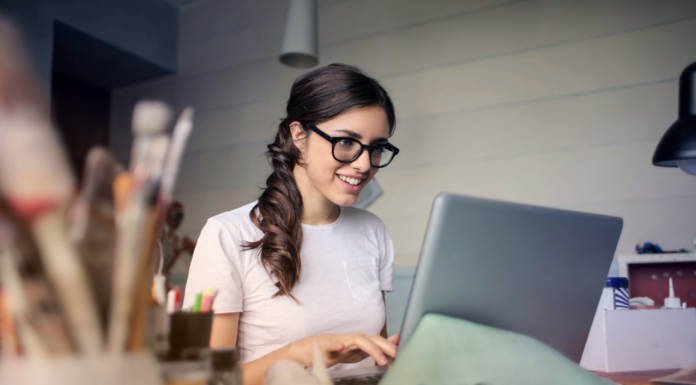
[
  {"xmin": 653, "ymin": 62, "xmax": 696, "ymax": 175},
  {"xmin": 279, "ymin": 0, "xmax": 318, "ymax": 68}
]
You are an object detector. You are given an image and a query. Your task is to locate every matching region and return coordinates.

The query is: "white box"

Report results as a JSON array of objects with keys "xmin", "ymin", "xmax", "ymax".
[{"xmin": 581, "ymin": 308, "xmax": 696, "ymax": 372}]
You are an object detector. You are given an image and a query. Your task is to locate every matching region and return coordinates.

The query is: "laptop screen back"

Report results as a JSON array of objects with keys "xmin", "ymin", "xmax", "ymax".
[{"xmin": 399, "ymin": 194, "xmax": 623, "ymax": 362}]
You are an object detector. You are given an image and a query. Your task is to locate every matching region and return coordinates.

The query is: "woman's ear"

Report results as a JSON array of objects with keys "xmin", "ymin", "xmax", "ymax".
[{"xmin": 289, "ymin": 121, "xmax": 307, "ymax": 153}]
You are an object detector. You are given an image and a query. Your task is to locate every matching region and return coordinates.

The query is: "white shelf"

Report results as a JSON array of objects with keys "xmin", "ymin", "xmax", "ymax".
[{"xmin": 617, "ymin": 253, "xmax": 696, "ymax": 278}]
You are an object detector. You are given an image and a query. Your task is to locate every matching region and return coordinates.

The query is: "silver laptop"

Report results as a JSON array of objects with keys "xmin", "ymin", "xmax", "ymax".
[{"xmin": 330, "ymin": 193, "xmax": 623, "ymax": 384}]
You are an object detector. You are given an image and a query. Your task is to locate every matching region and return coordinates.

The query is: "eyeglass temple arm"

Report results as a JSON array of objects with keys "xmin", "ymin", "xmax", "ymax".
[{"xmin": 305, "ymin": 123, "xmax": 333, "ymax": 142}]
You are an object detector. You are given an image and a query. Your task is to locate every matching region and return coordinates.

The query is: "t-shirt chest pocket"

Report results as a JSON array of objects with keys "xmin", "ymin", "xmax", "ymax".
[{"xmin": 343, "ymin": 257, "xmax": 381, "ymax": 304}]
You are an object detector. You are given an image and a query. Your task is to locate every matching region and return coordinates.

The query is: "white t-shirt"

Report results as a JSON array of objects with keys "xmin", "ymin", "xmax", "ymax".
[{"xmin": 183, "ymin": 201, "xmax": 394, "ymax": 367}]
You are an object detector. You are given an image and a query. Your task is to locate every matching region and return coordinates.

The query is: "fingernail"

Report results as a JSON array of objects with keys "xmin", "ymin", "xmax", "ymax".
[{"xmin": 379, "ymin": 355, "xmax": 388, "ymax": 365}]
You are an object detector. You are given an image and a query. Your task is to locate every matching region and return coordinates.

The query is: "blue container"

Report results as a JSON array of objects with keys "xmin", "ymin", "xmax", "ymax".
[{"xmin": 606, "ymin": 277, "xmax": 629, "ymax": 310}]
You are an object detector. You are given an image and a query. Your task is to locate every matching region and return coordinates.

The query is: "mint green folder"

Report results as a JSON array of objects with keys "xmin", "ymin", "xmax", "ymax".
[{"xmin": 381, "ymin": 314, "xmax": 611, "ymax": 385}]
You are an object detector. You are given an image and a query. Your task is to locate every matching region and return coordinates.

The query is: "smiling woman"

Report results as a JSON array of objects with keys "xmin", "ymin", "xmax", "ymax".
[{"xmin": 183, "ymin": 64, "xmax": 400, "ymax": 385}]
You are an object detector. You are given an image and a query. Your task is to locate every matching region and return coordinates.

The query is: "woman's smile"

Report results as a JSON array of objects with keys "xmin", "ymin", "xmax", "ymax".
[{"xmin": 336, "ymin": 173, "xmax": 366, "ymax": 193}]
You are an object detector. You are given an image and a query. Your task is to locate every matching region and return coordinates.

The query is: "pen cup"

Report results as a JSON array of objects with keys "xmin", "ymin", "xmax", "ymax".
[{"xmin": 167, "ymin": 311, "xmax": 214, "ymax": 361}]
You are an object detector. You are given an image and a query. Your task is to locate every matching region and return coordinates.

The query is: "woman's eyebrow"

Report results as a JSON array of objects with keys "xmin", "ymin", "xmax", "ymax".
[
  {"xmin": 334, "ymin": 129, "xmax": 362, "ymax": 139},
  {"xmin": 334, "ymin": 129, "xmax": 389, "ymax": 144}
]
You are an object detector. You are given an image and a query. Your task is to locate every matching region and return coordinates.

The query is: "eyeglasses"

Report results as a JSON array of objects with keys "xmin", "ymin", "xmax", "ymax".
[{"xmin": 303, "ymin": 123, "xmax": 400, "ymax": 168}]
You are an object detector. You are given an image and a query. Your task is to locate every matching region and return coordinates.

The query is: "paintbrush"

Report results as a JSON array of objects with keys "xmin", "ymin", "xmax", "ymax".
[
  {"xmin": 0, "ymin": 286, "xmax": 20, "ymax": 357},
  {"xmin": 108, "ymin": 101, "xmax": 171, "ymax": 353},
  {"xmin": 0, "ymin": 17, "xmax": 102, "ymax": 354},
  {"xmin": 160, "ymin": 107, "xmax": 194, "ymax": 206},
  {"xmin": 127, "ymin": 107, "xmax": 195, "ymax": 351},
  {"xmin": 127, "ymin": 135, "xmax": 171, "ymax": 351},
  {"xmin": 0, "ymin": 200, "xmax": 75, "ymax": 356},
  {"xmin": 68, "ymin": 147, "xmax": 124, "ymax": 333}
]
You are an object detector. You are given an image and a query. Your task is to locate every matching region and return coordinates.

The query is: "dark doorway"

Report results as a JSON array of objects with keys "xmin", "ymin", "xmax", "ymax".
[
  {"xmin": 50, "ymin": 21, "xmax": 175, "ymax": 180},
  {"xmin": 50, "ymin": 72, "xmax": 111, "ymax": 180}
]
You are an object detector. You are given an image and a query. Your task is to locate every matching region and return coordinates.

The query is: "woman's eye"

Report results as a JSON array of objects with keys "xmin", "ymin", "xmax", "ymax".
[
  {"xmin": 338, "ymin": 139, "xmax": 354, "ymax": 147},
  {"xmin": 373, "ymin": 146, "xmax": 386, "ymax": 154}
]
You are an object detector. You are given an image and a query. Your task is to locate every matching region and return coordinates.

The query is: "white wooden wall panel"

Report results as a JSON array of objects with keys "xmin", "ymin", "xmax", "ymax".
[
  {"xmin": 110, "ymin": 0, "xmax": 696, "ymax": 266},
  {"xmin": 385, "ymin": 193, "xmax": 696, "ymax": 266},
  {"xmin": 185, "ymin": 97, "xmax": 285, "ymax": 152},
  {"xmin": 132, "ymin": 15, "xmax": 696, "ymax": 121},
  {"xmin": 319, "ymin": 0, "xmax": 512, "ymax": 47},
  {"xmin": 179, "ymin": 0, "xmax": 288, "ymax": 44},
  {"xmin": 177, "ymin": 186, "xmax": 264, "ymax": 237},
  {"xmin": 178, "ymin": 0, "xmax": 513, "ymax": 77},
  {"xmin": 388, "ymin": 81, "xmax": 677, "ymax": 169},
  {"xmin": 384, "ymin": 18, "xmax": 696, "ymax": 120},
  {"xmin": 567, "ymin": 195, "xmax": 696, "ymax": 256},
  {"xmin": 179, "ymin": 19, "xmax": 285, "ymax": 77},
  {"xmin": 371, "ymin": 142, "xmax": 696, "ymax": 220},
  {"xmin": 322, "ymin": 0, "xmax": 696, "ymax": 79},
  {"xmin": 176, "ymin": 144, "xmax": 271, "ymax": 194}
]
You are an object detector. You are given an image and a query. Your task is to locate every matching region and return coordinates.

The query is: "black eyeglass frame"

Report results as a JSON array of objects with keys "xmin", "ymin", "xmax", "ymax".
[{"xmin": 302, "ymin": 122, "xmax": 400, "ymax": 168}]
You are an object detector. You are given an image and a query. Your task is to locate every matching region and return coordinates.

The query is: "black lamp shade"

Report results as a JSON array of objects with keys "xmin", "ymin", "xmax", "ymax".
[{"xmin": 653, "ymin": 62, "xmax": 696, "ymax": 167}]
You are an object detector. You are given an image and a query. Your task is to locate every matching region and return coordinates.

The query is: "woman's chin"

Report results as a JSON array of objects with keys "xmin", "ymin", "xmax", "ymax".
[{"xmin": 330, "ymin": 193, "xmax": 359, "ymax": 207}]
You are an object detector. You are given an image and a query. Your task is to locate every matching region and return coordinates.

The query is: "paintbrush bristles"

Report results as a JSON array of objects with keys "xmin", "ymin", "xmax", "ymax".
[
  {"xmin": 131, "ymin": 101, "xmax": 172, "ymax": 135},
  {"xmin": 179, "ymin": 107, "xmax": 193, "ymax": 122},
  {"xmin": 160, "ymin": 107, "xmax": 194, "ymax": 204}
]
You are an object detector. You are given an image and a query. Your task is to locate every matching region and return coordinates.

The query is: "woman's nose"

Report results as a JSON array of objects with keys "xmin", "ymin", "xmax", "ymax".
[{"xmin": 352, "ymin": 148, "xmax": 372, "ymax": 172}]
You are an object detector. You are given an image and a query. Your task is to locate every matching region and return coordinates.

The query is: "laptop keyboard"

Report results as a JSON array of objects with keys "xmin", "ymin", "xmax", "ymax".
[{"xmin": 333, "ymin": 373, "xmax": 384, "ymax": 385}]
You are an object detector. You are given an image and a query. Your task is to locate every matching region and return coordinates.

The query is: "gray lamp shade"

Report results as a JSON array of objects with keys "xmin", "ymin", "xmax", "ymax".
[
  {"xmin": 653, "ymin": 62, "xmax": 696, "ymax": 174},
  {"xmin": 279, "ymin": 0, "xmax": 318, "ymax": 68}
]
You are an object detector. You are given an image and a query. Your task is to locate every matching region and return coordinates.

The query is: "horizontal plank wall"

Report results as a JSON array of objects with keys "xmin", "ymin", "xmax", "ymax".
[{"xmin": 110, "ymin": 0, "xmax": 696, "ymax": 269}]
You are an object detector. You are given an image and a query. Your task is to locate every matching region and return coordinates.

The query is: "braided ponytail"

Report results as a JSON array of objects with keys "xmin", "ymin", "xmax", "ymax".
[
  {"xmin": 245, "ymin": 64, "xmax": 396, "ymax": 298},
  {"xmin": 245, "ymin": 120, "xmax": 304, "ymax": 299}
]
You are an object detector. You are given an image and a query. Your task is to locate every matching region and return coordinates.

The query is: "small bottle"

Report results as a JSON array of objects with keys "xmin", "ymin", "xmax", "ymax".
[
  {"xmin": 208, "ymin": 348, "xmax": 242, "ymax": 385},
  {"xmin": 664, "ymin": 277, "xmax": 682, "ymax": 309},
  {"xmin": 605, "ymin": 277, "xmax": 629, "ymax": 310}
]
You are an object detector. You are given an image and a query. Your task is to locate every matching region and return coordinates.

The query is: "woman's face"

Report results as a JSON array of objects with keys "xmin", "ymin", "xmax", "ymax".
[{"xmin": 293, "ymin": 106, "xmax": 391, "ymax": 207}]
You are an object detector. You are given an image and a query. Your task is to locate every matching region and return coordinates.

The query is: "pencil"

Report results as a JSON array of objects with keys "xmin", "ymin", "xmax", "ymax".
[{"xmin": 193, "ymin": 292, "xmax": 203, "ymax": 313}]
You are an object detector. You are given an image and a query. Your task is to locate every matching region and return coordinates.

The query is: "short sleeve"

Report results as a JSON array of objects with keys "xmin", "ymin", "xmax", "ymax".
[
  {"xmin": 378, "ymin": 222, "xmax": 394, "ymax": 292},
  {"xmin": 183, "ymin": 218, "xmax": 244, "ymax": 313}
]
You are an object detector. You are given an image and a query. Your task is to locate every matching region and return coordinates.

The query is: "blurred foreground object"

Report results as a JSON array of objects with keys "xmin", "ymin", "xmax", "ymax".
[
  {"xmin": 161, "ymin": 201, "xmax": 195, "ymax": 278},
  {"xmin": 380, "ymin": 314, "xmax": 606, "ymax": 385},
  {"xmin": 0, "ymin": 353, "xmax": 161, "ymax": 385},
  {"xmin": 265, "ymin": 339, "xmax": 331, "ymax": 385},
  {"xmin": 68, "ymin": 148, "xmax": 124, "ymax": 332},
  {"xmin": 0, "ymin": 13, "xmax": 198, "ymax": 365},
  {"xmin": 0, "ymin": 15, "xmax": 102, "ymax": 355}
]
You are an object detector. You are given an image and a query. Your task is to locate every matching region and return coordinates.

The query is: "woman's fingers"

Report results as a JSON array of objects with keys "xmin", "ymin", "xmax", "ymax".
[
  {"xmin": 325, "ymin": 340, "xmax": 345, "ymax": 352},
  {"xmin": 334, "ymin": 349, "xmax": 368, "ymax": 363},
  {"xmin": 367, "ymin": 335, "xmax": 398, "ymax": 359},
  {"xmin": 387, "ymin": 334, "xmax": 400, "ymax": 345},
  {"xmin": 345, "ymin": 334, "xmax": 391, "ymax": 366},
  {"xmin": 315, "ymin": 333, "xmax": 399, "ymax": 367}
]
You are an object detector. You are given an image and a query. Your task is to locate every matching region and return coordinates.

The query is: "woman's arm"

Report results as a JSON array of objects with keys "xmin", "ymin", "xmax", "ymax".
[
  {"xmin": 209, "ymin": 313, "xmax": 239, "ymax": 348},
  {"xmin": 209, "ymin": 312, "xmax": 398, "ymax": 385},
  {"xmin": 210, "ymin": 313, "xmax": 294, "ymax": 385}
]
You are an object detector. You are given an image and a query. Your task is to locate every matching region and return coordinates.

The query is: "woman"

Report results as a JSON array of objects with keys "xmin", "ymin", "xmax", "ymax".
[{"xmin": 184, "ymin": 64, "xmax": 401, "ymax": 385}]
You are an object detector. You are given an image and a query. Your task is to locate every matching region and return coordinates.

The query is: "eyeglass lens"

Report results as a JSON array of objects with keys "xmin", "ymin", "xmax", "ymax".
[{"xmin": 333, "ymin": 139, "xmax": 394, "ymax": 167}]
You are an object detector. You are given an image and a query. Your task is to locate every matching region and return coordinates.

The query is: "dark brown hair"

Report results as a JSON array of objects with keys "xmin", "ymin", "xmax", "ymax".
[{"xmin": 245, "ymin": 64, "xmax": 396, "ymax": 299}]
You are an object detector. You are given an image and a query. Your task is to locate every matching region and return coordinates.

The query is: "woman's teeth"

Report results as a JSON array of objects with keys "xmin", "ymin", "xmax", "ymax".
[{"xmin": 338, "ymin": 175, "xmax": 362, "ymax": 186}]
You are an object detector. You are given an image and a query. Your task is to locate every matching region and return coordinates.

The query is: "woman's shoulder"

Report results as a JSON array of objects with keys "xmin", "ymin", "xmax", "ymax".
[{"xmin": 205, "ymin": 201, "xmax": 261, "ymax": 236}]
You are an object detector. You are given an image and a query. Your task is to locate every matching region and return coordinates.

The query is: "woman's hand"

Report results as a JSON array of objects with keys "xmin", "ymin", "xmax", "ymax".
[{"xmin": 289, "ymin": 333, "xmax": 400, "ymax": 368}]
